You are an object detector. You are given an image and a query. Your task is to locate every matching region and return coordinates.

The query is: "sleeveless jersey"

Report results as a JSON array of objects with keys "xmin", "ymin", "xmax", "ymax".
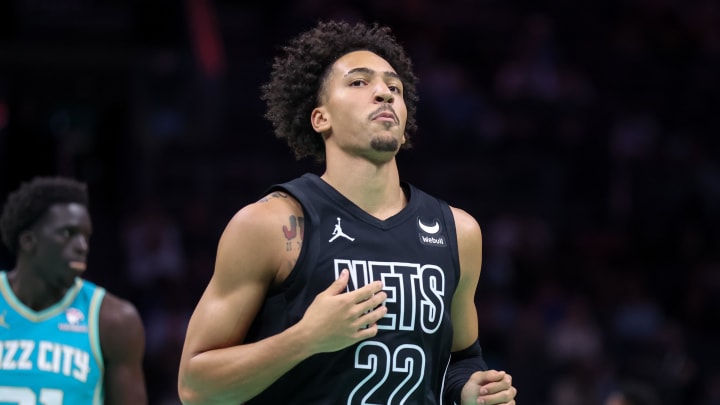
[
  {"xmin": 245, "ymin": 173, "xmax": 461, "ymax": 405},
  {"xmin": 0, "ymin": 272, "xmax": 105, "ymax": 405}
]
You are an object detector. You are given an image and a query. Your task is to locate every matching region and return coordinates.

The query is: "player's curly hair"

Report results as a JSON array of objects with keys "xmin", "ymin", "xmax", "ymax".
[
  {"xmin": 261, "ymin": 20, "xmax": 419, "ymax": 162},
  {"xmin": 0, "ymin": 176, "xmax": 88, "ymax": 254}
]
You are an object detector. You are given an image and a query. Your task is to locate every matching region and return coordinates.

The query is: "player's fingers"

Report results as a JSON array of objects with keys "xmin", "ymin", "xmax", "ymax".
[
  {"xmin": 355, "ymin": 322, "xmax": 379, "ymax": 339},
  {"xmin": 325, "ymin": 269, "xmax": 350, "ymax": 295},
  {"xmin": 350, "ymin": 291, "xmax": 386, "ymax": 319},
  {"xmin": 477, "ymin": 387, "xmax": 515, "ymax": 405},
  {"xmin": 367, "ymin": 289, "xmax": 387, "ymax": 308},
  {"xmin": 355, "ymin": 307, "xmax": 388, "ymax": 338},
  {"xmin": 357, "ymin": 303, "xmax": 387, "ymax": 325},
  {"xmin": 351, "ymin": 280, "xmax": 384, "ymax": 303},
  {"xmin": 470, "ymin": 370, "xmax": 506, "ymax": 386}
]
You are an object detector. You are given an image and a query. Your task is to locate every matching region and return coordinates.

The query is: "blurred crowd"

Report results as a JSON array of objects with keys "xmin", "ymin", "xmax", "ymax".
[{"xmin": 1, "ymin": 0, "xmax": 719, "ymax": 404}]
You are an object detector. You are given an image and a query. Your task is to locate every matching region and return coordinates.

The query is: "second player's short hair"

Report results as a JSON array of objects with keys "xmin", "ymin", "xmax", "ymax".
[{"xmin": 0, "ymin": 176, "xmax": 89, "ymax": 254}]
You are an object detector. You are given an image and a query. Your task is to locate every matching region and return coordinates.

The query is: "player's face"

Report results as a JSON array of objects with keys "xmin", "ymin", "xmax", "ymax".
[
  {"xmin": 30, "ymin": 203, "xmax": 92, "ymax": 288},
  {"xmin": 315, "ymin": 50, "xmax": 408, "ymax": 161}
]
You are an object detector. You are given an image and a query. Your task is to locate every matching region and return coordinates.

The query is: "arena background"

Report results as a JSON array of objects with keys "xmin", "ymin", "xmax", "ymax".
[{"xmin": 1, "ymin": 0, "xmax": 719, "ymax": 404}]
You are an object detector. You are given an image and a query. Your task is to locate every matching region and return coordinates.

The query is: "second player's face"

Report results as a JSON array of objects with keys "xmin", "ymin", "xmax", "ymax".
[
  {"xmin": 31, "ymin": 203, "xmax": 92, "ymax": 289},
  {"xmin": 317, "ymin": 50, "xmax": 408, "ymax": 161}
]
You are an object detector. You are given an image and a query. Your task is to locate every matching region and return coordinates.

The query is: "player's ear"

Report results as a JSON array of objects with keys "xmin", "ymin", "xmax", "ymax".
[
  {"xmin": 19, "ymin": 231, "xmax": 36, "ymax": 253},
  {"xmin": 311, "ymin": 106, "xmax": 331, "ymax": 134}
]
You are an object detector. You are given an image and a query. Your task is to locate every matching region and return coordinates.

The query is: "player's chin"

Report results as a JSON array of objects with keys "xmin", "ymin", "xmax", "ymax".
[
  {"xmin": 370, "ymin": 136, "xmax": 400, "ymax": 152},
  {"xmin": 56, "ymin": 272, "xmax": 78, "ymax": 288}
]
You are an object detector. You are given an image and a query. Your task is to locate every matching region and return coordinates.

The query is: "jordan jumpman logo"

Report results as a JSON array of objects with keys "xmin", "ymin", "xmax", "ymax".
[{"xmin": 329, "ymin": 217, "xmax": 355, "ymax": 242}]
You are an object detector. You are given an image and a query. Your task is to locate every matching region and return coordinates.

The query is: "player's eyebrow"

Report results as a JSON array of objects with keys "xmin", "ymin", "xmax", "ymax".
[{"xmin": 345, "ymin": 67, "xmax": 400, "ymax": 81}]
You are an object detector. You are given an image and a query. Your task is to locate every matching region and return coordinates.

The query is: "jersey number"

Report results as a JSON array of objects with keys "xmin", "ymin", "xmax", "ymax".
[
  {"xmin": 0, "ymin": 387, "xmax": 63, "ymax": 405},
  {"xmin": 347, "ymin": 342, "xmax": 425, "ymax": 405}
]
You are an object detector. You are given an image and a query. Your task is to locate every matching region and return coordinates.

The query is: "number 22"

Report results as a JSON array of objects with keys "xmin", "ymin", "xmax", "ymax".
[{"xmin": 348, "ymin": 342, "xmax": 425, "ymax": 405}]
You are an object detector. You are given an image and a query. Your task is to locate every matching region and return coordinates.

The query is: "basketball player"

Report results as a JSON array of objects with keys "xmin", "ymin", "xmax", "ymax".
[
  {"xmin": 0, "ymin": 176, "xmax": 147, "ymax": 404},
  {"xmin": 178, "ymin": 21, "xmax": 517, "ymax": 405}
]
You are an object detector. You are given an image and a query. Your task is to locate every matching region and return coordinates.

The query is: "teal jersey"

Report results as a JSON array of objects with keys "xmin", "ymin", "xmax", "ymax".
[{"xmin": 0, "ymin": 271, "xmax": 105, "ymax": 405}]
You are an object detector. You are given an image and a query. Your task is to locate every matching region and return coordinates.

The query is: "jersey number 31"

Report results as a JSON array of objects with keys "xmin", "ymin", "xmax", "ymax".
[{"xmin": 0, "ymin": 387, "xmax": 63, "ymax": 405}]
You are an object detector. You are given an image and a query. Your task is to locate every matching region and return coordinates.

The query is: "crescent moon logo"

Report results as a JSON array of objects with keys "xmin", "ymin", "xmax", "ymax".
[{"xmin": 418, "ymin": 218, "xmax": 440, "ymax": 234}]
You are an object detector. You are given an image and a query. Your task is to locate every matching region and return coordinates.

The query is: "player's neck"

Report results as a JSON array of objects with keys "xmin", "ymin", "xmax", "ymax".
[
  {"xmin": 321, "ymin": 158, "xmax": 406, "ymax": 220},
  {"xmin": 7, "ymin": 267, "xmax": 67, "ymax": 311}
]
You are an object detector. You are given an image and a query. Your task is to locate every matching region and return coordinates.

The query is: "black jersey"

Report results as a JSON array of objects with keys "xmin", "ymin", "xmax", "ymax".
[{"xmin": 245, "ymin": 173, "xmax": 461, "ymax": 405}]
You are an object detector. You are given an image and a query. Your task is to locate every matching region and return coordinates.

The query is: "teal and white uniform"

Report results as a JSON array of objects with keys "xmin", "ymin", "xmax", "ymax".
[{"xmin": 0, "ymin": 271, "xmax": 105, "ymax": 405}]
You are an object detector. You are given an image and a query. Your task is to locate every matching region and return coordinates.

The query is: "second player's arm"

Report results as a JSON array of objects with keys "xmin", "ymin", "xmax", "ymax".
[{"xmin": 100, "ymin": 294, "xmax": 148, "ymax": 405}]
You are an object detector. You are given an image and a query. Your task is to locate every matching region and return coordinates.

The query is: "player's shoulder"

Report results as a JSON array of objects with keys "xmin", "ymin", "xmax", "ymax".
[
  {"xmin": 226, "ymin": 190, "xmax": 303, "ymax": 233},
  {"xmin": 98, "ymin": 291, "xmax": 143, "ymax": 330},
  {"xmin": 97, "ymin": 290, "xmax": 145, "ymax": 361},
  {"xmin": 215, "ymin": 190, "xmax": 303, "ymax": 268},
  {"xmin": 449, "ymin": 206, "xmax": 481, "ymax": 236},
  {"xmin": 449, "ymin": 206, "xmax": 482, "ymax": 252}
]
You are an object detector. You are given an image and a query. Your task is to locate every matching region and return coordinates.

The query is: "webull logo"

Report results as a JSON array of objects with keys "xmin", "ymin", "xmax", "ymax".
[{"xmin": 419, "ymin": 234, "xmax": 446, "ymax": 247}]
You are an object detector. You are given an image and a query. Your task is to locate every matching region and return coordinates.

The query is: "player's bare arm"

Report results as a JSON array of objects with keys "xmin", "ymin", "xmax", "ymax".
[
  {"xmin": 450, "ymin": 206, "xmax": 483, "ymax": 352},
  {"xmin": 450, "ymin": 207, "xmax": 517, "ymax": 405},
  {"xmin": 178, "ymin": 195, "xmax": 387, "ymax": 405},
  {"xmin": 100, "ymin": 294, "xmax": 148, "ymax": 405}
]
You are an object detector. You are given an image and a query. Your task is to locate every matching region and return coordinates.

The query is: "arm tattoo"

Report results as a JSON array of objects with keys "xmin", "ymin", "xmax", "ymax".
[{"xmin": 282, "ymin": 215, "xmax": 304, "ymax": 252}]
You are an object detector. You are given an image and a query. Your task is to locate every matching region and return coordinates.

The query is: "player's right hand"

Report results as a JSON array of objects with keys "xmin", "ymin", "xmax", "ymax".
[{"xmin": 299, "ymin": 269, "xmax": 387, "ymax": 354}]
